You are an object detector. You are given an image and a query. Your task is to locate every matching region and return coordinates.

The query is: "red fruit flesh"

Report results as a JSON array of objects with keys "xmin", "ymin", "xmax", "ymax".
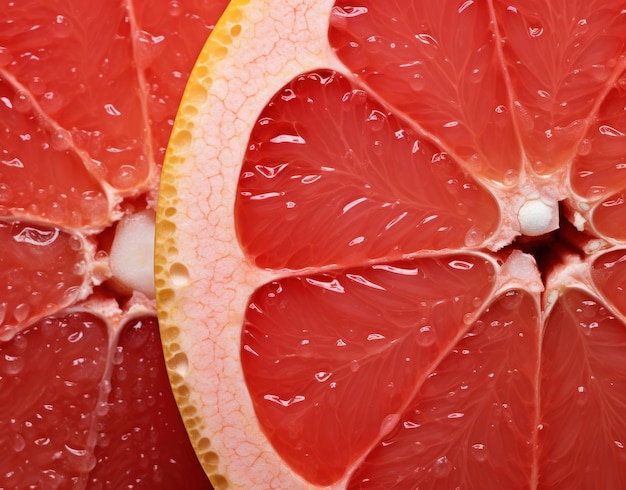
[
  {"xmin": 349, "ymin": 289, "xmax": 540, "ymax": 489},
  {"xmin": 0, "ymin": 0, "xmax": 230, "ymax": 487},
  {"xmin": 540, "ymin": 288, "xmax": 626, "ymax": 488},
  {"xmin": 242, "ymin": 254, "xmax": 499, "ymax": 485},
  {"xmin": 89, "ymin": 317, "xmax": 211, "ymax": 489},
  {"xmin": 233, "ymin": 0, "xmax": 626, "ymax": 487},
  {"xmin": 237, "ymin": 71, "xmax": 500, "ymax": 270}
]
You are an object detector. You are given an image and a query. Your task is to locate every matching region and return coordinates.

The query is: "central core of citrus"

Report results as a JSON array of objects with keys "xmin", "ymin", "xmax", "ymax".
[{"xmin": 517, "ymin": 198, "xmax": 559, "ymax": 237}]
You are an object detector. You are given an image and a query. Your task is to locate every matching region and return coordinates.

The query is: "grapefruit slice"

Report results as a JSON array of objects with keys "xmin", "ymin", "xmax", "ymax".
[
  {"xmin": 155, "ymin": 0, "xmax": 626, "ymax": 488},
  {"xmin": 0, "ymin": 0, "xmax": 228, "ymax": 487}
]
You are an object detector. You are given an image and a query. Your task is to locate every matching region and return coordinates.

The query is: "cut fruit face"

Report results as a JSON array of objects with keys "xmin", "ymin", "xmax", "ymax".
[
  {"xmin": 0, "ymin": 0, "xmax": 230, "ymax": 487},
  {"xmin": 155, "ymin": 0, "xmax": 626, "ymax": 488}
]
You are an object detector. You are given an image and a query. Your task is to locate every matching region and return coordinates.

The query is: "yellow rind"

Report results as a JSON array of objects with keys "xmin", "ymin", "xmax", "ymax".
[{"xmin": 155, "ymin": 0, "xmax": 344, "ymax": 488}]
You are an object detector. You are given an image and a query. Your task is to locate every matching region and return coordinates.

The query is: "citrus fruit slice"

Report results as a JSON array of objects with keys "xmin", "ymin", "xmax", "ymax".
[
  {"xmin": 0, "ymin": 0, "xmax": 228, "ymax": 486},
  {"xmin": 156, "ymin": 0, "xmax": 626, "ymax": 488}
]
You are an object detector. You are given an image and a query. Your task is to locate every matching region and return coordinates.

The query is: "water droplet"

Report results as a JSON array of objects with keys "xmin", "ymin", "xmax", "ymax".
[
  {"xmin": 0, "ymin": 325, "xmax": 16, "ymax": 342},
  {"xmin": 589, "ymin": 64, "xmax": 610, "ymax": 82},
  {"xmin": 13, "ymin": 91, "xmax": 32, "ymax": 113},
  {"xmin": 414, "ymin": 440, "xmax": 426, "ymax": 454},
  {"xmin": 0, "ymin": 183, "xmax": 13, "ymax": 204},
  {"xmin": 168, "ymin": 1, "xmax": 183, "ymax": 16},
  {"xmin": 350, "ymin": 89, "xmax": 368, "ymax": 106},
  {"xmin": 13, "ymin": 303, "xmax": 30, "ymax": 324},
  {"xmin": 469, "ymin": 67, "xmax": 484, "ymax": 83},
  {"xmin": 372, "ymin": 140, "xmax": 384, "ymax": 155},
  {"xmin": 463, "ymin": 312, "xmax": 475, "ymax": 325},
  {"xmin": 464, "ymin": 225, "xmax": 486, "ymax": 247},
  {"xmin": 501, "ymin": 290, "xmax": 523, "ymax": 310},
  {"xmin": 450, "ymin": 259, "xmax": 475, "ymax": 271},
  {"xmin": 416, "ymin": 325, "xmax": 436, "ymax": 347},
  {"xmin": 79, "ymin": 190, "xmax": 108, "ymax": 221},
  {"xmin": 433, "ymin": 455, "xmax": 451, "ymax": 478},
  {"xmin": 40, "ymin": 91, "xmax": 64, "ymax": 114},
  {"xmin": 465, "ymin": 153, "xmax": 486, "ymax": 172},
  {"xmin": 471, "ymin": 443, "xmax": 488, "ymax": 462},
  {"xmin": 0, "ymin": 46, "xmax": 13, "ymax": 67},
  {"xmin": 45, "ymin": 201, "xmax": 65, "ymax": 223},
  {"xmin": 577, "ymin": 138, "xmax": 592, "ymax": 156},
  {"xmin": 68, "ymin": 330, "xmax": 84, "ymax": 343},
  {"xmin": 1, "ymin": 353, "xmax": 24, "ymax": 375},
  {"xmin": 52, "ymin": 15, "xmax": 72, "ymax": 38},
  {"xmin": 586, "ymin": 185, "xmax": 607, "ymax": 200},
  {"xmin": 414, "ymin": 33, "xmax": 439, "ymax": 59},
  {"xmin": 123, "ymin": 321, "xmax": 150, "ymax": 350},
  {"xmin": 350, "ymin": 359, "xmax": 360, "ymax": 372},
  {"xmin": 599, "ymin": 125, "xmax": 625, "ymax": 138},
  {"xmin": 61, "ymin": 286, "xmax": 81, "ymax": 305},
  {"xmin": 532, "ymin": 160, "xmax": 546, "ymax": 173},
  {"xmin": 379, "ymin": 413, "xmax": 400, "ymax": 438},
  {"xmin": 501, "ymin": 168, "xmax": 519, "ymax": 186},
  {"xmin": 12, "ymin": 433, "xmax": 25, "ymax": 452},
  {"xmin": 69, "ymin": 235, "xmax": 83, "ymax": 251},
  {"xmin": 576, "ymin": 385, "xmax": 588, "ymax": 406},
  {"xmin": 410, "ymin": 73, "xmax": 425, "ymax": 91},
  {"xmin": 112, "ymin": 346, "xmax": 124, "ymax": 365},
  {"xmin": 574, "ymin": 18, "xmax": 588, "ymax": 36},
  {"xmin": 528, "ymin": 26, "xmax": 544, "ymax": 38},
  {"xmin": 95, "ymin": 401, "xmax": 110, "ymax": 417},
  {"xmin": 11, "ymin": 333, "xmax": 27, "ymax": 353},
  {"xmin": 315, "ymin": 371, "xmax": 332, "ymax": 382},
  {"xmin": 365, "ymin": 110, "xmax": 386, "ymax": 131},
  {"xmin": 136, "ymin": 30, "xmax": 166, "ymax": 67},
  {"xmin": 112, "ymin": 164, "xmax": 138, "ymax": 189},
  {"xmin": 51, "ymin": 128, "xmax": 71, "ymax": 151},
  {"xmin": 28, "ymin": 76, "xmax": 46, "ymax": 96},
  {"xmin": 618, "ymin": 75, "xmax": 626, "ymax": 91},
  {"xmin": 472, "ymin": 319, "xmax": 486, "ymax": 335}
]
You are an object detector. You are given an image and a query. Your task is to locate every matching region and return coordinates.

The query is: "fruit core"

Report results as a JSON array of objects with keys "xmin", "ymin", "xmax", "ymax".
[{"xmin": 517, "ymin": 197, "xmax": 559, "ymax": 237}]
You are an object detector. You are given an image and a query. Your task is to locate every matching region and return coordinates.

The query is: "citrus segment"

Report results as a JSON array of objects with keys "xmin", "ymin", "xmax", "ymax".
[
  {"xmin": 571, "ymin": 87, "xmax": 626, "ymax": 198},
  {"xmin": 329, "ymin": 0, "xmax": 522, "ymax": 184},
  {"xmin": 494, "ymin": 0, "xmax": 626, "ymax": 177},
  {"xmin": 89, "ymin": 316, "xmax": 211, "ymax": 489},
  {"xmin": 0, "ymin": 221, "xmax": 92, "ymax": 339},
  {"xmin": 0, "ymin": 312, "xmax": 107, "ymax": 488},
  {"xmin": 348, "ymin": 288, "xmax": 540, "ymax": 489},
  {"xmin": 0, "ymin": 80, "xmax": 110, "ymax": 227},
  {"xmin": 238, "ymin": 70, "xmax": 500, "ymax": 269},
  {"xmin": 242, "ymin": 254, "xmax": 496, "ymax": 484},
  {"xmin": 540, "ymin": 288, "xmax": 626, "ymax": 488},
  {"xmin": 0, "ymin": 1, "xmax": 152, "ymax": 194},
  {"xmin": 590, "ymin": 193, "xmax": 626, "ymax": 241},
  {"xmin": 591, "ymin": 248, "xmax": 626, "ymax": 317},
  {"xmin": 569, "ymin": 82, "xmax": 626, "ymax": 240}
]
